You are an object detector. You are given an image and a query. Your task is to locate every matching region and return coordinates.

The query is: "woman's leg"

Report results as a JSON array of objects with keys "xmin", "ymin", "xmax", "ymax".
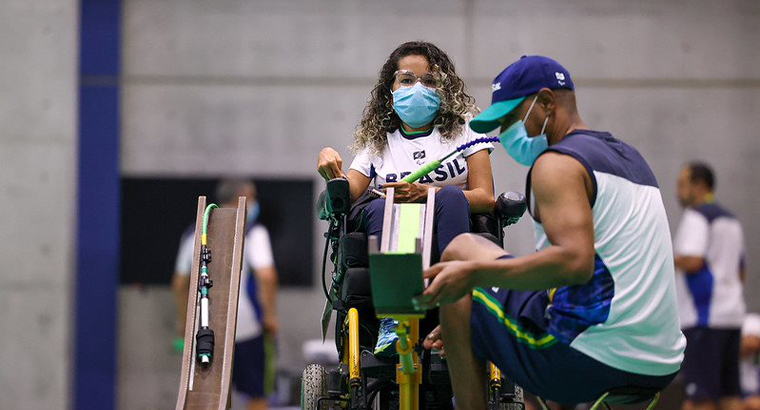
[
  {"xmin": 363, "ymin": 197, "xmax": 400, "ymax": 354},
  {"xmin": 434, "ymin": 186, "xmax": 471, "ymax": 255},
  {"xmin": 365, "ymin": 187, "xmax": 470, "ymax": 255},
  {"xmin": 364, "ymin": 197, "xmax": 386, "ymax": 242}
]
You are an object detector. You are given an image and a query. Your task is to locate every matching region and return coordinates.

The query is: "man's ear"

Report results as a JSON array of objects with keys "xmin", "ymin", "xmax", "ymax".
[{"xmin": 537, "ymin": 88, "xmax": 556, "ymax": 115}]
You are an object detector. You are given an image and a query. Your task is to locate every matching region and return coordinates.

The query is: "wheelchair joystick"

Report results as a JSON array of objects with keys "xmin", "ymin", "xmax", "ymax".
[
  {"xmin": 326, "ymin": 178, "xmax": 351, "ymax": 215},
  {"xmin": 317, "ymin": 178, "xmax": 351, "ymax": 221},
  {"xmin": 495, "ymin": 191, "xmax": 527, "ymax": 227}
]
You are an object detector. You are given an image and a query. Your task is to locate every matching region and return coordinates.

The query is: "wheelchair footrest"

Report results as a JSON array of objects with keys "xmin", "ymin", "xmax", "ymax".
[
  {"xmin": 327, "ymin": 367, "xmax": 348, "ymax": 397},
  {"xmin": 360, "ymin": 350, "xmax": 397, "ymax": 380}
]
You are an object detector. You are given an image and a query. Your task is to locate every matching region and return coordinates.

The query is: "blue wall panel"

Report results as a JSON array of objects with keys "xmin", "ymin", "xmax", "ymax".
[{"xmin": 76, "ymin": 0, "xmax": 121, "ymax": 409}]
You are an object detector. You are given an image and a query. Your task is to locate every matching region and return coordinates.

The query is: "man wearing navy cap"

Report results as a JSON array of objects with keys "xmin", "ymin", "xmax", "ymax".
[{"xmin": 416, "ymin": 56, "xmax": 686, "ymax": 407}]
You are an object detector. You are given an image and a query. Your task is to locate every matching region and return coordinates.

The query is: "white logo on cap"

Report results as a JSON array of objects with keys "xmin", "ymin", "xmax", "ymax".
[
  {"xmin": 492, "ymin": 83, "xmax": 502, "ymax": 92},
  {"xmin": 555, "ymin": 72, "xmax": 566, "ymax": 86}
]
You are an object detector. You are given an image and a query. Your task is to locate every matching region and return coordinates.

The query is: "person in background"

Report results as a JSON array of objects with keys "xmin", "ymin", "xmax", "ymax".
[
  {"xmin": 741, "ymin": 314, "xmax": 760, "ymax": 410},
  {"xmin": 675, "ymin": 162, "xmax": 747, "ymax": 410},
  {"xmin": 173, "ymin": 179, "xmax": 278, "ymax": 410}
]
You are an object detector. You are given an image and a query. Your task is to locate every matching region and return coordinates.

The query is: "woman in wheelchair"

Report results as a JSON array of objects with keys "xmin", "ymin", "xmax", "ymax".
[{"xmin": 316, "ymin": 41, "xmax": 496, "ymax": 356}]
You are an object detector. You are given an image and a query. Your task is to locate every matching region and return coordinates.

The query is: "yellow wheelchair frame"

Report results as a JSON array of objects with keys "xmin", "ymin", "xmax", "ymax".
[{"xmin": 342, "ymin": 307, "xmax": 509, "ymax": 410}]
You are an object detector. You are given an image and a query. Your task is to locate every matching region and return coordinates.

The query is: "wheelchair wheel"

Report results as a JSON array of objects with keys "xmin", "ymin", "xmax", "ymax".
[
  {"xmin": 489, "ymin": 382, "xmax": 525, "ymax": 410},
  {"xmin": 301, "ymin": 364, "xmax": 328, "ymax": 410},
  {"xmin": 499, "ymin": 384, "xmax": 525, "ymax": 410}
]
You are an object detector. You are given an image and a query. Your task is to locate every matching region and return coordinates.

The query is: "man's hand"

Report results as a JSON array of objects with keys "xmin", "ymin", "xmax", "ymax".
[
  {"xmin": 742, "ymin": 335, "xmax": 760, "ymax": 358},
  {"xmin": 263, "ymin": 314, "xmax": 279, "ymax": 336},
  {"xmin": 413, "ymin": 261, "xmax": 477, "ymax": 310},
  {"xmin": 383, "ymin": 182, "xmax": 434, "ymax": 203},
  {"xmin": 317, "ymin": 147, "xmax": 347, "ymax": 181}
]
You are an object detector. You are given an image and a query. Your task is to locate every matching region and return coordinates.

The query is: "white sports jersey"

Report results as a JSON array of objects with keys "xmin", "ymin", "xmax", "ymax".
[
  {"xmin": 349, "ymin": 122, "xmax": 493, "ymax": 188},
  {"xmin": 175, "ymin": 224, "xmax": 274, "ymax": 341},
  {"xmin": 674, "ymin": 203, "xmax": 746, "ymax": 329},
  {"xmin": 528, "ymin": 130, "xmax": 686, "ymax": 377}
]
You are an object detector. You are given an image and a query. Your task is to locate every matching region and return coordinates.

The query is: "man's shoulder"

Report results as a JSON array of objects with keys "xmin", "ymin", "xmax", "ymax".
[
  {"xmin": 532, "ymin": 151, "xmax": 585, "ymax": 174},
  {"xmin": 556, "ymin": 129, "xmax": 614, "ymax": 146},
  {"xmin": 549, "ymin": 129, "xmax": 658, "ymax": 188},
  {"xmin": 692, "ymin": 203, "xmax": 736, "ymax": 224},
  {"xmin": 179, "ymin": 223, "xmax": 195, "ymax": 245},
  {"xmin": 246, "ymin": 223, "xmax": 270, "ymax": 241},
  {"xmin": 530, "ymin": 152, "xmax": 590, "ymax": 197},
  {"xmin": 546, "ymin": 130, "xmax": 614, "ymax": 166},
  {"xmin": 246, "ymin": 222, "xmax": 268, "ymax": 234}
]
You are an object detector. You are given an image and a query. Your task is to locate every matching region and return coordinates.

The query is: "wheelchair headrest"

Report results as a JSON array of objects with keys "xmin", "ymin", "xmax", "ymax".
[{"xmin": 317, "ymin": 178, "xmax": 351, "ymax": 220}]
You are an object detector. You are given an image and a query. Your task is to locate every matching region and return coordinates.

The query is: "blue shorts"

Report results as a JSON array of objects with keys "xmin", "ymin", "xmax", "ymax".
[
  {"xmin": 682, "ymin": 327, "xmax": 741, "ymax": 401},
  {"xmin": 471, "ymin": 285, "xmax": 677, "ymax": 404},
  {"xmin": 232, "ymin": 334, "xmax": 275, "ymax": 399}
]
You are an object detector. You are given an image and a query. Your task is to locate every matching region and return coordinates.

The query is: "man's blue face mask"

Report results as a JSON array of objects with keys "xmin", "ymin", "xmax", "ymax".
[
  {"xmin": 499, "ymin": 95, "xmax": 549, "ymax": 167},
  {"xmin": 392, "ymin": 82, "xmax": 441, "ymax": 129},
  {"xmin": 246, "ymin": 200, "xmax": 260, "ymax": 226}
]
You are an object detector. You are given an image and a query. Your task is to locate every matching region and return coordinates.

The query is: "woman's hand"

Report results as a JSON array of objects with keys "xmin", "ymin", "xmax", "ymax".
[
  {"xmin": 422, "ymin": 325, "xmax": 445, "ymax": 355},
  {"xmin": 317, "ymin": 147, "xmax": 346, "ymax": 181},
  {"xmin": 383, "ymin": 182, "xmax": 435, "ymax": 203}
]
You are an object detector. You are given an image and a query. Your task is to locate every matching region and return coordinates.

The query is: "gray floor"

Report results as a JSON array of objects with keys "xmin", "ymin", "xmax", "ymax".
[{"xmin": 118, "ymin": 286, "xmax": 307, "ymax": 409}]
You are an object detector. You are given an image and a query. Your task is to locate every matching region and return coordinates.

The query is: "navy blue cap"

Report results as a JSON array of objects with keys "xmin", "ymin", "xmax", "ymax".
[{"xmin": 471, "ymin": 56, "xmax": 574, "ymax": 133}]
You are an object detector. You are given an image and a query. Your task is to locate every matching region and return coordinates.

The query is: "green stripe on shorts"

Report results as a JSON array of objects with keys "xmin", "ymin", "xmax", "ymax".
[{"xmin": 472, "ymin": 287, "xmax": 557, "ymax": 349}]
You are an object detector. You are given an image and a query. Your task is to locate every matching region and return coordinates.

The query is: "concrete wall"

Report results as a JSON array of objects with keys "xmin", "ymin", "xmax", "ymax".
[
  {"xmin": 119, "ymin": 0, "xmax": 760, "ymax": 407},
  {"xmin": 0, "ymin": 1, "xmax": 78, "ymax": 409}
]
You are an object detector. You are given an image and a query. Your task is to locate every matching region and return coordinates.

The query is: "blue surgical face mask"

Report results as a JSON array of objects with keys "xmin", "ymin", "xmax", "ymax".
[
  {"xmin": 499, "ymin": 96, "xmax": 549, "ymax": 167},
  {"xmin": 392, "ymin": 82, "xmax": 441, "ymax": 128},
  {"xmin": 246, "ymin": 200, "xmax": 260, "ymax": 226}
]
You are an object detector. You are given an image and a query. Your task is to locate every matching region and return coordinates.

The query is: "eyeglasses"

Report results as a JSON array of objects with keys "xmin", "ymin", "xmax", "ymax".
[{"xmin": 393, "ymin": 70, "xmax": 438, "ymax": 88}]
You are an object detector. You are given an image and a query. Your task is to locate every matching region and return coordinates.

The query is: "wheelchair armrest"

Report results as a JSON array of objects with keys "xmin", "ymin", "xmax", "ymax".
[
  {"xmin": 471, "ymin": 213, "xmax": 499, "ymax": 236},
  {"xmin": 494, "ymin": 191, "xmax": 527, "ymax": 228}
]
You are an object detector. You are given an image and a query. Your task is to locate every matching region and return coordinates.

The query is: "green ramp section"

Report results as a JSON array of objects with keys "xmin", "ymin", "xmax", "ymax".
[{"xmin": 370, "ymin": 203, "xmax": 425, "ymax": 317}]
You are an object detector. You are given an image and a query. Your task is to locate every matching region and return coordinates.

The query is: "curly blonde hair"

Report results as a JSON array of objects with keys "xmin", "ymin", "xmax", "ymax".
[{"xmin": 351, "ymin": 41, "xmax": 479, "ymax": 155}]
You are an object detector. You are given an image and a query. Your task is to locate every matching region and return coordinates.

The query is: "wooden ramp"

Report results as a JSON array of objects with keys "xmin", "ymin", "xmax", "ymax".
[{"xmin": 175, "ymin": 197, "xmax": 246, "ymax": 410}]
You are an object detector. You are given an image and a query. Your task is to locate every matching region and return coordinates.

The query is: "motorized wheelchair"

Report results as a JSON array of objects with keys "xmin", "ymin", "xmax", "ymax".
[{"xmin": 301, "ymin": 178, "xmax": 528, "ymax": 410}]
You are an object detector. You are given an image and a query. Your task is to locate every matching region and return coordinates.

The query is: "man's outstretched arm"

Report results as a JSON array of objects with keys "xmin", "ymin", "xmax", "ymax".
[{"xmin": 416, "ymin": 152, "xmax": 596, "ymax": 308}]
